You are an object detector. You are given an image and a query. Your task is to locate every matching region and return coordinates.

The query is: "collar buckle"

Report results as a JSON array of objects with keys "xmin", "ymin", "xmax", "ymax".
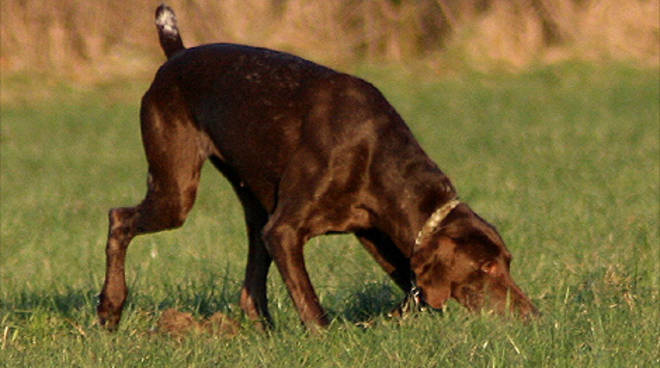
[{"xmin": 388, "ymin": 284, "xmax": 427, "ymax": 318}]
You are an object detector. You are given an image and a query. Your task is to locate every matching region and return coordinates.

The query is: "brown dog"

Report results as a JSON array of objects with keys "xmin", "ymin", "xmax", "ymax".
[{"xmin": 97, "ymin": 5, "xmax": 537, "ymax": 331}]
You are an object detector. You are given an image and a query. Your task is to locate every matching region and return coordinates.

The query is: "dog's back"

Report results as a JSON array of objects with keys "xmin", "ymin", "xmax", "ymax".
[{"xmin": 149, "ymin": 7, "xmax": 426, "ymax": 212}]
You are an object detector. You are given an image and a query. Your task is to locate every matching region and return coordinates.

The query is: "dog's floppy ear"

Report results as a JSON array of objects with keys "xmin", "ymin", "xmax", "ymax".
[{"xmin": 411, "ymin": 235, "xmax": 456, "ymax": 309}]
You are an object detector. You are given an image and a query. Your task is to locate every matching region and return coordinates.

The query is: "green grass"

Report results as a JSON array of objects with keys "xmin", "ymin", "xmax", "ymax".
[{"xmin": 1, "ymin": 63, "xmax": 658, "ymax": 367}]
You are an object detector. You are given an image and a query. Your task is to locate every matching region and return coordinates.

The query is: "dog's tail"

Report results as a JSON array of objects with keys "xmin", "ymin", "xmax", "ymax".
[{"xmin": 155, "ymin": 4, "xmax": 185, "ymax": 59}]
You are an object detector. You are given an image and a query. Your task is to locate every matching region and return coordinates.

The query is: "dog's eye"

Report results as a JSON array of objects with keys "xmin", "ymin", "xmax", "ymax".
[{"xmin": 479, "ymin": 260, "xmax": 498, "ymax": 275}]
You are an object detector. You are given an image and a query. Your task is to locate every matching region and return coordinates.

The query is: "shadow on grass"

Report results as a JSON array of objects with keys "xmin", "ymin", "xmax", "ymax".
[
  {"xmin": 3, "ymin": 287, "xmax": 98, "ymax": 319},
  {"xmin": 140, "ymin": 276, "xmax": 405, "ymax": 326},
  {"xmin": 3, "ymin": 277, "xmax": 428, "ymax": 328},
  {"xmin": 147, "ymin": 278, "xmax": 405, "ymax": 326},
  {"xmin": 330, "ymin": 282, "xmax": 404, "ymax": 324}
]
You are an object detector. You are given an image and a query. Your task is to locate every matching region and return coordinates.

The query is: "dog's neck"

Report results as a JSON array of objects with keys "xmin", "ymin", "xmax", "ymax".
[{"xmin": 377, "ymin": 165, "xmax": 458, "ymax": 258}]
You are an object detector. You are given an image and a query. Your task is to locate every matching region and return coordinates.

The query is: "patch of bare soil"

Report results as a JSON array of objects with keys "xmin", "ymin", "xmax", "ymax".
[{"xmin": 156, "ymin": 308, "xmax": 239, "ymax": 338}]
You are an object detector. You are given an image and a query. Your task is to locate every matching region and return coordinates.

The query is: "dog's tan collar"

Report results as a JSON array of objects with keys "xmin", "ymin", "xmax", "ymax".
[{"xmin": 414, "ymin": 198, "xmax": 461, "ymax": 248}]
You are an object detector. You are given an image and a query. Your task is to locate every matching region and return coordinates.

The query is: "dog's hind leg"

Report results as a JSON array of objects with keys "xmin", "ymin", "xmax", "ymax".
[
  {"xmin": 238, "ymin": 198, "xmax": 273, "ymax": 330},
  {"xmin": 98, "ymin": 90, "xmax": 208, "ymax": 330},
  {"xmin": 208, "ymin": 157, "xmax": 274, "ymax": 330}
]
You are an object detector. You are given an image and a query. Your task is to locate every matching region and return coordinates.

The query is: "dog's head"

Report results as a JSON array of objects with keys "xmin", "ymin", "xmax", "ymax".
[{"xmin": 411, "ymin": 203, "xmax": 537, "ymax": 318}]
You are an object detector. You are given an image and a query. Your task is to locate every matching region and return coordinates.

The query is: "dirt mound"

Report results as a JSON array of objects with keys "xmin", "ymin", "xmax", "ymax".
[{"xmin": 156, "ymin": 308, "xmax": 239, "ymax": 338}]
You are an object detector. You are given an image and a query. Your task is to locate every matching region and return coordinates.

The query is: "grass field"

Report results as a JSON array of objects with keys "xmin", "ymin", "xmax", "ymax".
[{"xmin": 1, "ymin": 63, "xmax": 658, "ymax": 367}]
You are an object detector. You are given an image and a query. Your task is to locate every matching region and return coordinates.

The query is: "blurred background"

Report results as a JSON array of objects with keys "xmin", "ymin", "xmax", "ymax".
[
  {"xmin": 1, "ymin": 0, "xmax": 658, "ymax": 91},
  {"xmin": 1, "ymin": 3, "xmax": 658, "ymax": 365}
]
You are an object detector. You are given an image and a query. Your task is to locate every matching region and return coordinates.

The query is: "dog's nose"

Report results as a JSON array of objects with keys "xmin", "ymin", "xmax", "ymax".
[
  {"xmin": 509, "ymin": 284, "xmax": 539, "ymax": 319},
  {"xmin": 516, "ymin": 298, "xmax": 540, "ymax": 319}
]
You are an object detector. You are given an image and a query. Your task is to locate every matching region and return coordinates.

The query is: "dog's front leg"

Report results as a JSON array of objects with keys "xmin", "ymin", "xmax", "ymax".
[{"xmin": 262, "ymin": 215, "xmax": 329, "ymax": 331}]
